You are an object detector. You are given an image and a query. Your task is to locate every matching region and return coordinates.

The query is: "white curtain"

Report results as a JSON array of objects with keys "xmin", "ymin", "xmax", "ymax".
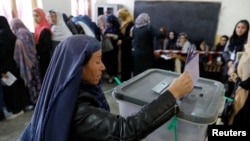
[
  {"xmin": 16, "ymin": 0, "xmax": 34, "ymax": 32},
  {"xmin": 71, "ymin": 0, "xmax": 90, "ymax": 16},
  {"xmin": 0, "ymin": 0, "xmax": 13, "ymax": 22},
  {"xmin": 0, "ymin": 0, "xmax": 34, "ymax": 32}
]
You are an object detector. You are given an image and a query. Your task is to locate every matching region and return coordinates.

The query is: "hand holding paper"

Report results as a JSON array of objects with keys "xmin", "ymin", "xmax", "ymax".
[{"xmin": 1, "ymin": 71, "xmax": 17, "ymax": 86}]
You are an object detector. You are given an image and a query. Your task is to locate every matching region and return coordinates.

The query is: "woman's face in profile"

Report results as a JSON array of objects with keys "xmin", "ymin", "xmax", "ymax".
[{"xmin": 82, "ymin": 50, "xmax": 106, "ymax": 85}]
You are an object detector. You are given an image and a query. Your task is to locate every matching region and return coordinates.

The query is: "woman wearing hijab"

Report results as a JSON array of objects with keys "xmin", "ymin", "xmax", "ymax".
[
  {"xmin": 48, "ymin": 10, "xmax": 73, "ymax": 57},
  {"xmin": 10, "ymin": 18, "xmax": 42, "ymax": 105},
  {"xmin": 33, "ymin": 8, "xmax": 52, "ymax": 82},
  {"xmin": 0, "ymin": 16, "xmax": 29, "ymax": 119},
  {"xmin": 102, "ymin": 14, "xmax": 120, "ymax": 83},
  {"xmin": 132, "ymin": 13, "xmax": 164, "ymax": 76},
  {"xmin": 17, "ymin": 35, "xmax": 193, "ymax": 141},
  {"xmin": 97, "ymin": 14, "xmax": 107, "ymax": 35},
  {"xmin": 162, "ymin": 30, "xmax": 178, "ymax": 71},
  {"xmin": 153, "ymin": 27, "xmax": 175, "ymax": 71},
  {"xmin": 164, "ymin": 30, "xmax": 178, "ymax": 50},
  {"xmin": 171, "ymin": 32, "xmax": 192, "ymax": 73}
]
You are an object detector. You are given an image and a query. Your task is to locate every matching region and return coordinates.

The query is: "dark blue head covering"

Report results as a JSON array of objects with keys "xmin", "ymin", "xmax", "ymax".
[
  {"xmin": 17, "ymin": 35, "xmax": 106, "ymax": 141},
  {"xmin": 105, "ymin": 14, "xmax": 120, "ymax": 34},
  {"xmin": 72, "ymin": 15, "xmax": 101, "ymax": 41}
]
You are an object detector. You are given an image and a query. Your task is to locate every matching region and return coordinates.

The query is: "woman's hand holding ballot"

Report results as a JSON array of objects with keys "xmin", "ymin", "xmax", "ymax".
[{"xmin": 168, "ymin": 71, "xmax": 193, "ymax": 99}]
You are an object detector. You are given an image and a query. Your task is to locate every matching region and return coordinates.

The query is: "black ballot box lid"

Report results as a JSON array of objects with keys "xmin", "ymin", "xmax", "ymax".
[{"xmin": 113, "ymin": 69, "xmax": 225, "ymax": 125}]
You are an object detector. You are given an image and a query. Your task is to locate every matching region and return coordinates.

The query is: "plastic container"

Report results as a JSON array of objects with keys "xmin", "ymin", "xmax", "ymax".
[{"xmin": 113, "ymin": 69, "xmax": 225, "ymax": 141}]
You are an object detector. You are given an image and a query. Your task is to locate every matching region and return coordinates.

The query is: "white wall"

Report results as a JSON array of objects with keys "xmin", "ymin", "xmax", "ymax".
[
  {"xmin": 102, "ymin": 0, "xmax": 134, "ymax": 16},
  {"xmin": 91, "ymin": 0, "xmax": 107, "ymax": 20},
  {"xmin": 217, "ymin": 0, "xmax": 250, "ymax": 36},
  {"xmin": 41, "ymin": 0, "xmax": 250, "ymax": 43},
  {"xmin": 40, "ymin": 0, "xmax": 71, "ymax": 16}
]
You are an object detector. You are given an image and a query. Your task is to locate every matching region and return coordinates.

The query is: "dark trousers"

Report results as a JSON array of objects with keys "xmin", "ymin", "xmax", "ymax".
[
  {"xmin": 0, "ymin": 84, "xmax": 4, "ymax": 119},
  {"xmin": 121, "ymin": 47, "xmax": 132, "ymax": 82},
  {"xmin": 3, "ymin": 77, "xmax": 30, "ymax": 114},
  {"xmin": 38, "ymin": 53, "xmax": 51, "ymax": 82},
  {"xmin": 102, "ymin": 48, "xmax": 118, "ymax": 77}
]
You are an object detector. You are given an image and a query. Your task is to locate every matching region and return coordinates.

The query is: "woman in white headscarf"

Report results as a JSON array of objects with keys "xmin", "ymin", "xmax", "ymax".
[
  {"xmin": 48, "ymin": 9, "xmax": 72, "ymax": 57},
  {"xmin": 97, "ymin": 14, "xmax": 106, "ymax": 35}
]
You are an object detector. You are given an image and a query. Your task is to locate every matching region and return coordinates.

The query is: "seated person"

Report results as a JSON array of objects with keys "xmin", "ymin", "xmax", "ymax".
[
  {"xmin": 171, "ymin": 32, "xmax": 191, "ymax": 73},
  {"xmin": 153, "ymin": 27, "xmax": 175, "ymax": 71},
  {"xmin": 211, "ymin": 35, "xmax": 229, "ymax": 51},
  {"xmin": 163, "ymin": 30, "xmax": 178, "ymax": 50}
]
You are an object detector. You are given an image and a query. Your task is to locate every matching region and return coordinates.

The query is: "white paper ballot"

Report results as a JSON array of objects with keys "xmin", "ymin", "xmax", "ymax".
[
  {"xmin": 184, "ymin": 47, "xmax": 200, "ymax": 85},
  {"xmin": 179, "ymin": 47, "xmax": 200, "ymax": 101},
  {"xmin": 184, "ymin": 54, "xmax": 199, "ymax": 84},
  {"xmin": 1, "ymin": 71, "xmax": 17, "ymax": 86},
  {"xmin": 160, "ymin": 54, "xmax": 172, "ymax": 60}
]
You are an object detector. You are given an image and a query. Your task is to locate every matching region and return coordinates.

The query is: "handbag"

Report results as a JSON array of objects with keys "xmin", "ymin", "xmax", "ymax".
[
  {"xmin": 102, "ymin": 37, "xmax": 114, "ymax": 53},
  {"xmin": 220, "ymin": 77, "xmax": 240, "ymax": 125},
  {"xmin": 228, "ymin": 86, "xmax": 249, "ymax": 124},
  {"xmin": 220, "ymin": 97, "xmax": 234, "ymax": 124},
  {"xmin": 221, "ymin": 77, "xmax": 249, "ymax": 125}
]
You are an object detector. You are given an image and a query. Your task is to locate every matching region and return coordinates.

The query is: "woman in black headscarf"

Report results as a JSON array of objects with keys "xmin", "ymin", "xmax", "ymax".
[
  {"xmin": 17, "ymin": 35, "xmax": 193, "ymax": 141},
  {"xmin": 0, "ymin": 16, "xmax": 30, "ymax": 118}
]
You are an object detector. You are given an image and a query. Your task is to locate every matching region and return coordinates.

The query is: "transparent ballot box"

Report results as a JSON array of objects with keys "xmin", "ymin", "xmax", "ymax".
[{"xmin": 113, "ymin": 69, "xmax": 225, "ymax": 141}]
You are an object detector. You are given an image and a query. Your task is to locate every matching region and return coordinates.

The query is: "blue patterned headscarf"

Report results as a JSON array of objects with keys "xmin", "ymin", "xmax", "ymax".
[{"xmin": 17, "ymin": 35, "xmax": 109, "ymax": 141}]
